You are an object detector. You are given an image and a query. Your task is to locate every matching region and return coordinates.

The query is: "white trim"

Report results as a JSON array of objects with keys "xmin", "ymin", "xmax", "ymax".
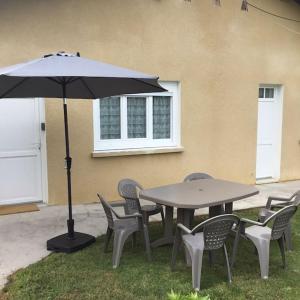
[
  {"xmin": 93, "ymin": 81, "xmax": 181, "ymax": 152},
  {"xmin": 256, "ymin": 178, "xmax": 279, "ymax": 185},
  {"xmin": 0, "ymin": 196, "xmax": 42, "ymax": 206},
  {"xmin": 274, "ymin": 85, "xmax": 284, "ymax": 180},
  {"xmin": 92, "ymin": 146, "xmax": 184, "ymax": 158},
  {"xmin": 38, "ymin": 98, "xmax": 48, "ymax": 204},
  {"xmin": 121, "ymin": 96, "xmax": 127, "ymax": 139}
]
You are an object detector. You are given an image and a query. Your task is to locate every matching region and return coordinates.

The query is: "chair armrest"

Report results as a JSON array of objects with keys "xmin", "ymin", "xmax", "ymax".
[
  {"xmin": 106, "ymin": 202, "xmax": 141, "ymax": 220},
  {"xmin": 116, "ymin": 213, "xmax": 143, "ymax": 220},
  {"xmin": 110, "ymin": 200, "xmax": 126, "ymax": 208},
  {"xmin": 270, "ymin": 203, "xmax": 288, "ymax": 209},
  {"xmin": 266, "ymin": 193, "xmax": 296, "ymax": 209},
  {"xmin": 177, "ymin": 223, "xmax": 192, "ymax": 234},
  {"xmin": 240, "ymin": 218, "xmax": 264, "ymax": 226}
]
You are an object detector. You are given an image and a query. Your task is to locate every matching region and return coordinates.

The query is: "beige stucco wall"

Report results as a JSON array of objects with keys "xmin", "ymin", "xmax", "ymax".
[{"xmin": 1, "ymin": 0, "xmax": 300, "ymax": 204}]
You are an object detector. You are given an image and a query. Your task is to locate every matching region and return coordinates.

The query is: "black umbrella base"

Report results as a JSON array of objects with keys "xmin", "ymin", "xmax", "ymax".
[{"xmin": 47, "ymin": 232, "xmax": 96, "ymax": 253}]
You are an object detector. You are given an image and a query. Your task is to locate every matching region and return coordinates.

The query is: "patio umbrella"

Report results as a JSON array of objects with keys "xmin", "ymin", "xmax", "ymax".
[{"xmin": 0, "ymin": 51, "xmax": 166, "ymax": 253}]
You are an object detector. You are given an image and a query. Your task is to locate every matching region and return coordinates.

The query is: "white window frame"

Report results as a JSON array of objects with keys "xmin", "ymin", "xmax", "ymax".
[{"xmin": 93, "ymin": 81, "xmax": 180, "ymax": 152}]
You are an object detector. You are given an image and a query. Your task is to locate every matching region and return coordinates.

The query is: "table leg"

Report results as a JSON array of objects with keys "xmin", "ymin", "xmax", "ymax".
[
  {"xmin": 151, "ymin": 206, "xmax": 174, "ymax": 248},
  {"xmin": 177, "ymin": 208, "xmax": 194, "ymax": 227},
  {"xmin": 225, "ymin": 202, "xmax": 233, "ymax": 214},
  {"xmin": 209, "ymin": 205, "xmax": 224, "ymax": 217}
]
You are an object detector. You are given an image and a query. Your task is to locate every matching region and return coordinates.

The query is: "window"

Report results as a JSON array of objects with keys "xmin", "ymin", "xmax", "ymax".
[
  {"xmin": 93, "ymin": 81, "xmax": 180, "ymax": 152},
  {"xmin": 259, "ymin": 87, "xmax": 274, "ymax": 99}
]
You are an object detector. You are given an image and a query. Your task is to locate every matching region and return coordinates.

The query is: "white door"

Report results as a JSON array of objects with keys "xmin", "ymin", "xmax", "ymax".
[
  {"xmin": 0, "ymin": 98, "xmax": 45, "ymax": 205},
  {"xmin": 256, "ymin": 86, "xmax": 283, "ymax": 182}
]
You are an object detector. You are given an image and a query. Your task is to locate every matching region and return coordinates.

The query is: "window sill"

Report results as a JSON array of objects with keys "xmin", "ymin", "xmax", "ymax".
[{"xmin": 91, "ymin": 146, "xmax": 184, "ymax": 158}]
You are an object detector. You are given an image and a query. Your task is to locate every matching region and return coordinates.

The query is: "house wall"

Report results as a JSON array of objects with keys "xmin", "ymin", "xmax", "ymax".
[{"xmin": 0, "ymin": 0, "xmax": 300, "ymax": 204}]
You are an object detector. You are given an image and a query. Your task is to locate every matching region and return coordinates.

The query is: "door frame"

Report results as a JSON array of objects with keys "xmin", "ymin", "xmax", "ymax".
[
  {"xmin": 38, "ymin": 98, "xmax": 48, "ymax": 204},
  {"xmin": 256, "ymin": 84, "xmax": 284, "ymax": 183}
]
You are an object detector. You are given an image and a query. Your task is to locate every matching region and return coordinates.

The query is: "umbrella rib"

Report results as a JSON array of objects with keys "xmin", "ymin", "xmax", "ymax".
[
  {"xmin": 79, "ymin": 78, "xmax": 96, "ymax": 99},
  {"xmin": 47, "ymin": 77, "xmax": 62, "ymax": 85},
  {"xmin": 67, "ymin": 77, "xmax": 81, "ymax": 84},
  {"xmin": 0, "ymin": 77, "xmax": 29, "ymax": 98}
]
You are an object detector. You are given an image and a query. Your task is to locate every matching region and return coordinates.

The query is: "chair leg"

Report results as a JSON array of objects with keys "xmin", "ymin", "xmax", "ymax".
[
  {"xmin": 185, "ymin": 246, "xmax": 192, "ymax": 267},
  {"xmin": 160, "ymin": 209, "xmax": 165, "ymax": 228},
  {"xmin": 142, "ymin": 212, "xmax": 149, "ymax": 226},
  {"xmin": 277, "ymin": 237, "xmax": 286, "ymax": 269},
  {"xmin": 252, "ymin": 239, "xmax": 270, "ymax": 279},
  {"xmin": 231, "ymin": 229, "xmax": 240, "ymax": 268},
  {"xmin": 284, "ymin": 222, "xmax": 293, "ymax": 251},
  {"xmin": 142, "ymin": 224, "xmax": 152, "ymax": 262},
  {"xmin": 190, "ymin": 248, "xmax": 204, "ymax": 291},
  {"xmin": 171, "ymin": 228, "xmax": 182, "ymax": 271},
  {"xmin": 112, "ymin": 229, "xmax": 132, "ymax": 268},
  {"xmin": 224, "ymin": 244, "xmax": 232, "ymax": 283},
  {"xmin": 104, "ymin": 227, "xmax": 113, "ymax": 253}
]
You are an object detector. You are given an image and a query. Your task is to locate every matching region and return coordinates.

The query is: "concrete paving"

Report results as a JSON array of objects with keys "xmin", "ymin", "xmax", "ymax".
[{"xmin": 0, "ymin": 180, "xmax": 299, "ymax": 289}]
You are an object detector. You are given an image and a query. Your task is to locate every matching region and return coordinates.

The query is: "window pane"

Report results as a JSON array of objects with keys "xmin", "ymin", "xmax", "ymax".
[
  {"xmin": 127, "ymin": 97, "xmax": 146, "ymax": 138},
  {"xmin": 259, "ymin": 88, "xmax": 264, "ymax": 98},
  {"xmin": 265, "ymin": 88, "xmax": 274, "ymax": 98},
  {"xmin": 153, "ymin": 96, "xmax": 171, "ymax": 139},
  {"xmin": 100, "ymin": 97, "xmax": 121, "ymax": 139}
]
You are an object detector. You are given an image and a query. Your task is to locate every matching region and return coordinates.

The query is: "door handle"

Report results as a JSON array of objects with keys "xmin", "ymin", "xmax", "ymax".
[{"xmin": 33, "ymin": 143, "xmax": 41, "ymax": 150}]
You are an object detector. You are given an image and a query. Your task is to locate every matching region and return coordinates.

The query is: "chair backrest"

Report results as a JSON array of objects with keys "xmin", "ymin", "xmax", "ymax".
[
  {"xmin": 192, "ymin": 214, "xmax": 239, "ymax": 250},
  {"xmin": 98, "ymin": 194, "xmax": 115, "ymax": 229},
  {"xmin": 118, "ymin": 178, "xmax": 143, "ymax": 214},
  {"xmin": 183, "ymin": 172, "xmax": 213, "ymax": 182},
  {"xmin": 270, "ymin": 205, "xmax": 297, "ymax": 240}
]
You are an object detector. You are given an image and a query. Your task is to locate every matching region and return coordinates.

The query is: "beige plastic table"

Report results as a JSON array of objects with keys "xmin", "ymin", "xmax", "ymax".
[{"xmin": 139, "ymin": 179, "xmax": 258, "ymax": 247}]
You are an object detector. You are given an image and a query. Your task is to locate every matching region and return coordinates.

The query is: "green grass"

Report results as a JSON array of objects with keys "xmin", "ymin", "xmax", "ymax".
[{"xmin": 1, "ymin": 209, "xmax": 300, "ymax": 300}]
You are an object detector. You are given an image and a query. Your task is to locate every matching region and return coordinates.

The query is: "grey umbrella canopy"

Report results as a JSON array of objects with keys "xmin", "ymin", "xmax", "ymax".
[
  {"xmin": 0, "ymin": 52, "xmax": 166, "ymax": 253},
  {"xmin": 0, "ymin": 52, "xmax": 165, "ymax": 99}
]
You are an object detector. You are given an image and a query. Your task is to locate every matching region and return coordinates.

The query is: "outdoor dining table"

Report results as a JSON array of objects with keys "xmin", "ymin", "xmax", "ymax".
[{"xmin": 139, "ymin": 178, "xmax": 259, "ymax": 247}]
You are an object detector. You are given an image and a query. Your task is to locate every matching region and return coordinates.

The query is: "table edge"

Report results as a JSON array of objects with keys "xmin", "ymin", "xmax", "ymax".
[{"xmin": 140, "ymin": 190, "xmax": 259, "ymax": 209}]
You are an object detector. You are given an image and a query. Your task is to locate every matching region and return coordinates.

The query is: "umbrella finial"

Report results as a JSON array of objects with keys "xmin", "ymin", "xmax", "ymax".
[{"xmin": 43, "ymin": 51, "xmax": 79, "ymax": 58}]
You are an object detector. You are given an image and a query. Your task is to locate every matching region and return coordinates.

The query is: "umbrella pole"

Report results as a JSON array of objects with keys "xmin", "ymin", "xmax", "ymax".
[
  {"xmin": 46, "ymin": 82, "xmax": 96, "ymax": 253},
  {"xmin": 62, "ymin": 92, "xmax": 74, "ymax": 238}
]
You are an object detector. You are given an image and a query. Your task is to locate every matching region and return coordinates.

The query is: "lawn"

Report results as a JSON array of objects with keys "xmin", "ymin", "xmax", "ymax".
[{"xmin": 1, "ymin": 208, "xmax": 300, "ymax": 300}]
